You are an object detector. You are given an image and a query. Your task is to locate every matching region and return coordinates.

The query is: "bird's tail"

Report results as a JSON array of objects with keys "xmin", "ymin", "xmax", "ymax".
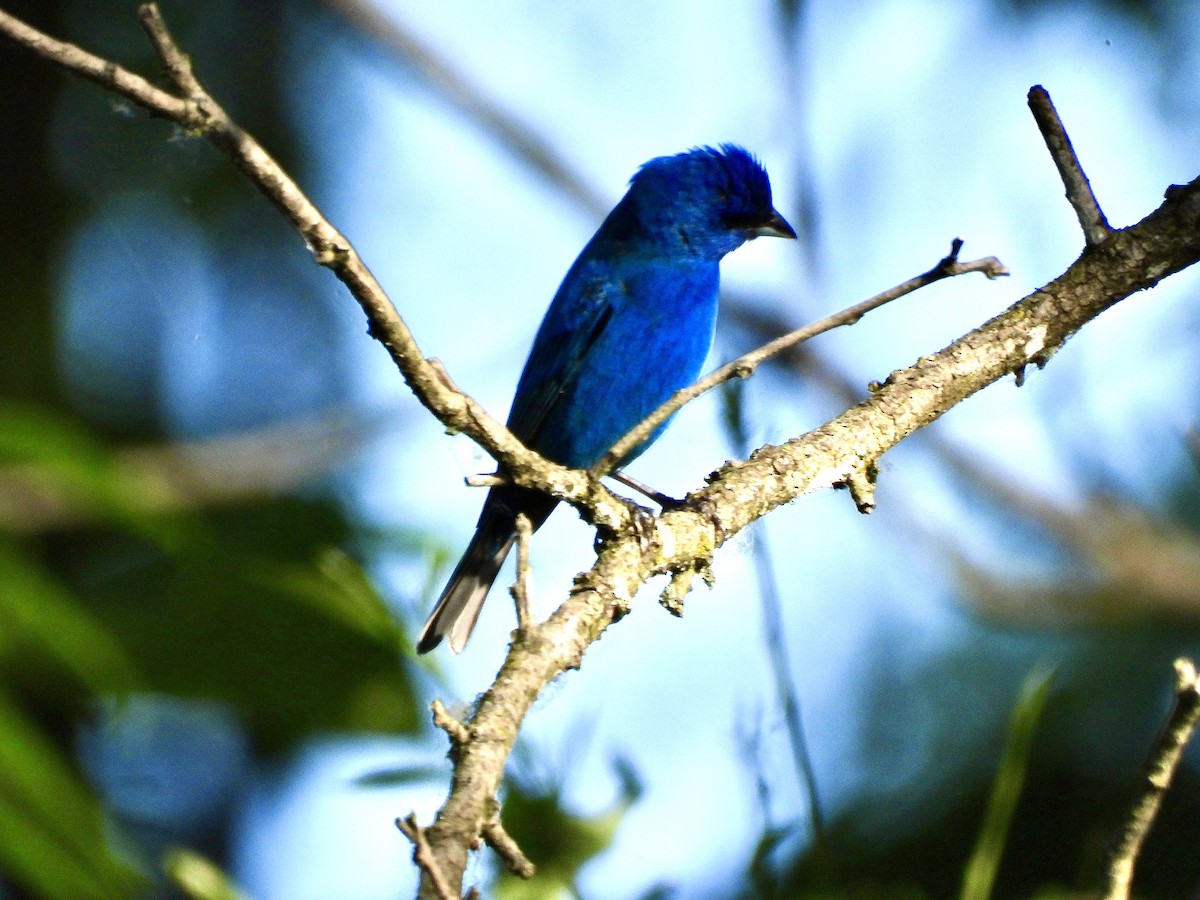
[{"xmin": 416, "ymin": 514, "xmax": 516, "ymax": 655}]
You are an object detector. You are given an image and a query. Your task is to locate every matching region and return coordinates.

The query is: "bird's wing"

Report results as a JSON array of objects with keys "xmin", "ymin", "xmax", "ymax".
[{"xmin": 505, "ymin": 260, "xmax": 622, "ymax": 447}]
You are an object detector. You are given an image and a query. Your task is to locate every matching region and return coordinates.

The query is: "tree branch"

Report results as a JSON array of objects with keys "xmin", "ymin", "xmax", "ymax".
[
  {"xmin": 4, "ymin": 7, "xmax": 1200, "ymax": 895},
  {"xmin": 1101, "ymin": 658, "xmax": 1200, "ymax": 900},
  {"xmin": 1028, "ymin": 84, "xmax": 1112, "ymax": 247}
]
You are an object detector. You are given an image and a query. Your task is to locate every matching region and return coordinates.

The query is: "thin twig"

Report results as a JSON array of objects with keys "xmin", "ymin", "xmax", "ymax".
[
  {"xmin": 611, "ymin": 470, "xmax": 679, "ymax": 507},
  {"xmin": 750, "ymin": 514, "xmax": 825, "ymax": 839},
  {"xmin": 592, "ymin": 239, "xmax": 1008, "ymax": 475},
  {"xmin": 464, "ymin": 473, "xmax": 505, "ymax": 488},
  {"xmin": 509, "ymin": 513, "xmax": 534, "ymax": 634},
  {"xmin": 431, "ymin": 700, "xmax": 470, "ymax": 748},
  {"xmin": 481, "ymin": 815, "xmax": 536, "ymax": 878},
  {"xmin": 1101, "ymin": 658, "xmax": 1200, "ymax": 900},
  {"xmin": 1028, "ymin": 85, "xmax": 1112, "ymax": 246},
  {"xmin": 137, "ymin": 4, "xmax": 203, "ymax": 96},
  {"xmin": 395, "ymin": 814, "xmax": 458, "ymax": 900},
  {"xmin": 0, "ymin": 6, "xmax": 189, "ymax": 115}
]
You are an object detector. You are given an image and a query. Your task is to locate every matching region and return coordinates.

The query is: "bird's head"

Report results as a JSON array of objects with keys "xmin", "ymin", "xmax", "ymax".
[{"xmin": 624, "ymin": 144, "xmax": 796, "ymax": 259}]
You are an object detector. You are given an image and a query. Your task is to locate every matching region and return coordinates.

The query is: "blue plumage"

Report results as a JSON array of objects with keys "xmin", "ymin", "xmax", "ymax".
[{"xmin": 418, "ymin": 145, "xmax": 794, "ymax": 653}]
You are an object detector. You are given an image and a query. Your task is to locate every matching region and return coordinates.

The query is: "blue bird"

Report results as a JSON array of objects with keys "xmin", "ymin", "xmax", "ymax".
[{"xmin": 418, "ymin": 145, "xmax": 794, "ymax": 653}]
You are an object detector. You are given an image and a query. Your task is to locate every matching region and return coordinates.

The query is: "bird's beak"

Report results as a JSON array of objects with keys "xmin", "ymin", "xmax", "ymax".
[{"xmin": 753, "ymin": 209, "xmax": 797, "ymax": 240}]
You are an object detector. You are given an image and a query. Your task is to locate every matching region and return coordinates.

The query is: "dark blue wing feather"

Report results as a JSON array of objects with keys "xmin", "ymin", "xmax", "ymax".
[{"xmin": 505, "ymin": 256, "xmax": 624, "ymax": 446}]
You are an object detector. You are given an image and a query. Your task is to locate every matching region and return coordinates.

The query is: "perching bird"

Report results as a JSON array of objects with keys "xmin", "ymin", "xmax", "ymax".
[{"xmin": 417, "ymin": 145, "xmax": 795, "ymax": 654}]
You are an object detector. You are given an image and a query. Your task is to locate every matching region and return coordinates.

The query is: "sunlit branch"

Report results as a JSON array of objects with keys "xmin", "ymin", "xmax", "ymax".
[
  {"xmin": 1101, "ymin": 658, "xmax": 1200, "ymax": 900},
  {"xmin": 1028, "ymin": 85, "xmax": 1112, "ymax": 247},
  {"xmin": 509, "ymin": 513, "xmax": 534, "ymax": 634}
]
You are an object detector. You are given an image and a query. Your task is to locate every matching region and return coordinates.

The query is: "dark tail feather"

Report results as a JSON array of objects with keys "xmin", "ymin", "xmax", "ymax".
[{"xmin": 417, "ymin": 517, "xmax": 516, "ymax": 654}]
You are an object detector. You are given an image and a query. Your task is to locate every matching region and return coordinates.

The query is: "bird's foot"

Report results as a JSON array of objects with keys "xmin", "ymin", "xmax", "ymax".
[
  {"xmin": 593, "ymin": 491, "xmax": 658, "ymax": 555},
  {"xmin": 610, "ymin": 471, "xmax": 683, "ymax": 510}
]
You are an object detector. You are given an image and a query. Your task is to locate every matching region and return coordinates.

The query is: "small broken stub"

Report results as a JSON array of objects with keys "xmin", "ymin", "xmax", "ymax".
[
  {"xmin": 838, "ymin": 461, "xmax": 878, "ymax": 514},
  {"xmin": 659, "ymin": 568, "xmax": 692, "ymax": 616}
]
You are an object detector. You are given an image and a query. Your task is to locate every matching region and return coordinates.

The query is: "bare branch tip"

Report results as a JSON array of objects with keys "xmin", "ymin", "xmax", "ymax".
[
  {"xmin": 394, "ymin": 813, "xmax": 417, "ymax": 840},
  {"xmin": 396, "ymin": 813, "xmax": 457, "ymax": 900},
  {"xmin": 431, "ymin": 699, "xmax": 470, "ymax": 746},
  {"xmin": 483, "ymin": 815, "xmax": 536, "ymax": 878},
  {"xmin": 1175, "ymin": 657, "xmax": 1198, "ymax": 691},
  {"xmin": 845, "ymin": 465, "xmax": 878, "ymax": 514},
  {"xmin": 136, "ymin": 3, "xmax": 171, "ymax": 50},
  {"xmin": 981, "ymin": 257, "xmax": 1011, "ymax": 279},
  {"xmin": 1026, "ymin": 83, "xmax": 1112, "ymax": 247},
  {"xmin": 465, "ymin": 473, "xmax": 505, "ymax": 488}
]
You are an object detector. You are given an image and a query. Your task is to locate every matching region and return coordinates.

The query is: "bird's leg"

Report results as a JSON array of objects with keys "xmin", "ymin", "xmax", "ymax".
[
  {"xmin": 592, "ymin": 475, "xmax": 658, "ymax": 558},
  {"xmin": 610, "ymin": 471, "xmax": 684, "ymax": 510}
]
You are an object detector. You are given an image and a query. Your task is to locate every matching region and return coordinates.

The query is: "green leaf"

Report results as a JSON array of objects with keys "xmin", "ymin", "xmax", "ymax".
[
  {"xmin": 0, "ymin": 540, "xmax": 140, "ymax": 696},
  {"xmin": 0, "ymin": 689, "xmax": 143, "ymax": 899},
  {"xmin": 245, "ymin": 547, "xmax": 407, "ymax": 652},
  {"xmin": 70, "ymin": 498, "xmax": 422, "ymax": 750},
  {"xmin": 495, "ymin": 762, "xmax": 640, "ymax": 898},
  {"xmin": 959, "ymin": 666, "xmax": 1056, "ymax": 900},
  {"xmin": 164, "ymin": 847, "xmax": 247, "ymax": 900},
  {"xmin": 0, "ymin": 401, "xmax": 189, "ymax": 545}
]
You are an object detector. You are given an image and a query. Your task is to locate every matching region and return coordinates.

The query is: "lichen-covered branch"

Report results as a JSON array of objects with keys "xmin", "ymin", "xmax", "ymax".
[{"xmin": 421, "ymin": 173, "xmax": 1200, "ymax": 891}]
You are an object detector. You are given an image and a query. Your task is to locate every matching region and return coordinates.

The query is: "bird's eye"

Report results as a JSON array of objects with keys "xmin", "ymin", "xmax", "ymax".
[{"xmin": 721, "ymin": 212, "xmax": 765, "ymax": 230}]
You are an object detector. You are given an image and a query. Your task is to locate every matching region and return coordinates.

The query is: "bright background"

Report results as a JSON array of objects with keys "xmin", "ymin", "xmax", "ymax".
[{"xmin": 1, "ymin": 0, "xmax": 1199, "ymax": 898}]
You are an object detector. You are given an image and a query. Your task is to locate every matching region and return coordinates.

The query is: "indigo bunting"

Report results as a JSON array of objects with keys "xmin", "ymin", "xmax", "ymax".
[{"xmin": 418, "ymin": 145, "xmax": 794, "ymax": 654}]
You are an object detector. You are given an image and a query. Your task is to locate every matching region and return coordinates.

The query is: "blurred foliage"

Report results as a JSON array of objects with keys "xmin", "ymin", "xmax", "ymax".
[
  {"xmin": 164, "ymin": 847, "xmax": 247, "ymax": 900},
  {"xmin": 736, "ymin": 635, "xmax": 1200, "ymax": 899},
  {"xmin": 495, "ymin": 759, "xmax": 641, "ymax": 900},
  {"xmin": 0, "ymin": 402, "xmax": 425, "ymax": 896},
  {"xmin": 0, "ymin": 688, "xmax": 144, "ymax": 899},
  {"xmin": 959, "ymin": 668, "xmax": 1055, "ymax": 900}
]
